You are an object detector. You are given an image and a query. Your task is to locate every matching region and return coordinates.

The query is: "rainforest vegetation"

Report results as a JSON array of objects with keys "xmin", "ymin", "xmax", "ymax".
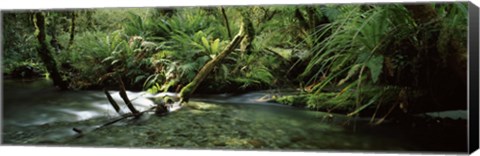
[
  {"xmin": 3, "ymin": 3, "xmax": 468, "ymax": 119},
  {"xmin": 1, "ymin": 3, "xmax": 469, "ymax": 150}
]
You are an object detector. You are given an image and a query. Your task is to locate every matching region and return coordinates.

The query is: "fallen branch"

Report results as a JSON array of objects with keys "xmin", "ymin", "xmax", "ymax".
[
  {"xmin": 179, "ymin": 22, "xmax": 246, "ymax": 102},
  {"xmin": 118, "ymin": 77, "xmax": 140, "ymax": 117},
  {"xmin": 71, "ymin": 106, "xmax": 156, "ymax": 137},
  {"xmin": 72, "ymin": 77, "xmax": 146, "ymax": 138},
  {"xmin": 104, "ymin": 89, "xmax": 121, "ymax": 114}
]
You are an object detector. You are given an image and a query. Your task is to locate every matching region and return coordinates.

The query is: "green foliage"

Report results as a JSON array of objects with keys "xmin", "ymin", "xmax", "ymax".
[
  {"xmin": 301, "ymin": 5, "xmax": 391, "ymax": 84},
  {"xmin": 2, "ymin": 13, "xmax": 40, "ymax": 73},
  {"xmin": 141, "ymin": 7, "xmax": 279, "ymax": 93},
  {"xmin": 144, "ymin": 30, "xmax": 227, "ymax": 93},
  {"xmin": 99, "ymin": 31, "xmax": 157, "ymax": 88},
  {"xmin": 231, "ymin": 55, "xmax": 275, "ymax": 89},
  {"xmin": 275, "ymin": 95, "xmax": 309, "ymax": 107},
  {"xmin": 89, "ymin": 9, "xmax": 149, "ymax": 32},
  {"xmin": 436, "ymin": 3, "xmax": 468, "ymax": 63},
  {"xmin": 298, "ymin": 3, "xmax": 467, "ymax": 116},
  {"xmin": 55, "ymin": 31, "xmax": 112, "ymax": 88},
  {"xmin": 3, "ymin": 4, "xmax": 467, "ymax": 116},
  {"xmin": 301, "ymin": 5, "xmax": 392, "ymax": 113},
  {"xmin": 55, "ymin": 29, "xmax": 157, "ymax": 89},
  {"xmin": 275, "ymin": 92, "xmax": 355, "ymax": 112},
  {"xmin": 305, "ymin": 92, "xmax": 352, "ymax": 110},
  {"xmin": 123, "ymin": 11, "xmax": 167, "ymax": 40}
]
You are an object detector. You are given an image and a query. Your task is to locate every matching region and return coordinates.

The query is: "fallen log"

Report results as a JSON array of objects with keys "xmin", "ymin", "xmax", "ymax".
[{"xmin": 179, "ymin": 22, "xmax": 246, "ymax": 102}]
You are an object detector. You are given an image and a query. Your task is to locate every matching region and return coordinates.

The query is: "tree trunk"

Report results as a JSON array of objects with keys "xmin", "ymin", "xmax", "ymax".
[
  {"xmin": 47, "ymin": 14, "xmax": 63, "ymax": 53},
  {"xmin": 220, "ymin": 7, "xmax": 232, "ymax": 40},
  {"xmin": 404, "ymin": 4, "xmax": 438, "ymax": 24},
  {"xmin": 34, "ymin": 12, "xmax": 68, "ymax": 90},
  {"xmin": 68, "ymin": 12, "xmax": 76, "ymax": 48},
  {"xmin": 405, "ymin": 4, "xmax": 466, "ymax": 84},
  {"xmin": 403, "ymin": 4, "xmax": 467, "ymax": 111},
  {"xmin": 240, "ymin": 11, "xmax": 255, "ymax": 55},
  {"xmin": 294, "ymin": 8, "xmax": 309, "ymax": 30},
  {"xmin": 179, "ymin": 24, "xmax": 246, "ymax": 102},
  {"xmin": 306, "ymin": 6, "xmax": 318, "ymax": 30}
]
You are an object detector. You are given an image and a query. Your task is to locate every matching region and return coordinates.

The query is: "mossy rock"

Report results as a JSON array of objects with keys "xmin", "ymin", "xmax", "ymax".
[
  {"xmin": 155, "ymin": 105, "xmax": 168, "ymax": 116},
  {"xmin": 10, "ymin": 65, "xmax": 43, "ymax": 78},
  {"xmin": 274, "ymin": 95, "xmax": 309, "ymax": 107},
  {"xmin": 275, "ymin": 92, "xmax": 356, "ymax": 113},
  {"xmin": 248, "ymin": 139, "xmax": 265, "ymax": 148}
]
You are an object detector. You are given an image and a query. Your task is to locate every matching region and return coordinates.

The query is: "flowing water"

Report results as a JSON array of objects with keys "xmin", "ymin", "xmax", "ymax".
[{"xmin": 1, "ymin": 79, "xmax": 467, "ymax": 153}]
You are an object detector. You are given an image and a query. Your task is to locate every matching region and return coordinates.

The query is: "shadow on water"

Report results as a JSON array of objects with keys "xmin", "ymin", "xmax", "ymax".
[{"xmin": 1, "ymin": 79, "xmax": 467, "ymax": 153}]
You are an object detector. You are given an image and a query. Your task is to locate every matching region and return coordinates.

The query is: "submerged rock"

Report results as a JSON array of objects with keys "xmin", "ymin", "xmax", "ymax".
[
  {"xmin": 155, "ymin": 104, "xmax": 169, "ymax": 116},
  {"xmin": 151, "ymin": 94, "xmax": 183, "ymax": 115},
  {"xmin": 10, "ymin": 65, "xmax": 43, "ymax": 78},
  {"xmin": 248, "ymin": 139, "xmax": 265, "ymax": 148}
]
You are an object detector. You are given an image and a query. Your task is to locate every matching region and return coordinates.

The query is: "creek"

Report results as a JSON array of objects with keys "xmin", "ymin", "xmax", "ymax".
[{"xmin": 1, "ymin": 79, "xmax": 467, "ymax": 152}]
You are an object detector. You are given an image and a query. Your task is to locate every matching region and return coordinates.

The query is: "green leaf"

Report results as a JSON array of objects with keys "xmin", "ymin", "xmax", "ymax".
[
  {"xmin": 134, "ymin": 75, "xmax": 146, "ymax": 84},
  {"xmin": 357, "ymin": 52, "xmax": 370, "ymax": 63},
  {"xmin": 347, "ymin": 93, "xmax": 381, "ymax": 117},
  {"xmin": 211, "ymin": 38, "xmax": 220, "ymax": 53},
  {"xmin": 144, "ymin": 74, "xmax": 159, "ymax": 88},
  {"xmin": 338, "ymin": 64, "xmax": 361, "ymax": 86},
  {"xmin": 201, "ymin": 36, "xmax": 209, "ymax": 51},
  {"xmin": 221, "ymin": 64, "xmax": 229, "ymax": 80},
  {"xmin": 111, "ymin": 59, "xmax": 121, "ymax": 65},
  {"xmin": 102, "ymin": 56, "xmax": 115, "ymax": 63},
  {"xmin": 366, "ymin": 55, "xmax": 383, "ymax": 83},
  {"xmin": 191, "ymin": 42, "xmax": 205, "ymax": 50}
]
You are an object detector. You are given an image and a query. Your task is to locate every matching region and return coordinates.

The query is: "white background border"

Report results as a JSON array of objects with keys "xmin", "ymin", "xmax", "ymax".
[{"xmin": 0, "ymin": 0, "xmax": 478, "ymax": 156}]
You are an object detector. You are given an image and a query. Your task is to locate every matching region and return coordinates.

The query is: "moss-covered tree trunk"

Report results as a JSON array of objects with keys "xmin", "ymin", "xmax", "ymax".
[
  {"xmin": 68, "ymin": 11, "xmax": 76, "ymax": 48},
  {"xmin": 406, "ymin": 4, "xmax": 467, "ymax": 77},
  {"xmin": 240, "ymin": 11, "xmax": 255, "ymax": 55},
  {"xmin": 405, "ymin": 4, "xmax": 466, "ymax": 86},
  {"xmin": 179, "ymin": 23, "xmax": 246, "ymax": 102},
  {"xmin": 404, "ymin": 4, "xmax": 438, "ymax": 24},
  {"xmin": 404, "ymin": 4, "xmax": 467, "ymax": 111},
  {"xmin": 34, "ymin": 12, "xmax": 68, "ymax": 90},
  {"xmin": 295, "ymin": 8, "xmax": 308, "ymax": 31},
  {"xmin": 46, "ymin": 13, "xmax": 63, "ymax": 53}
]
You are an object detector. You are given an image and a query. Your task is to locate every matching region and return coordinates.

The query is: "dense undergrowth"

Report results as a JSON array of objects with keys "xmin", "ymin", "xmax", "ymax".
[{"xmin": 2, "ymin": 3, "xmax": 468, "ymax": 119}]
